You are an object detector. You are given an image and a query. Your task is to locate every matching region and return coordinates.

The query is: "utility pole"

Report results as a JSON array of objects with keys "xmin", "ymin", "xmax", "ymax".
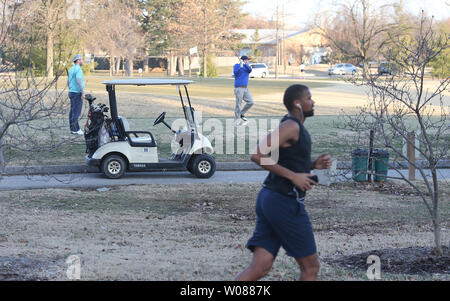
[
  {"xmin": 282, "ymin": 2, "xmax": 286, "ymax": 75},
  {"xmin": 275, "ymin": 0, "xmax": 279, "ymax": 80}
]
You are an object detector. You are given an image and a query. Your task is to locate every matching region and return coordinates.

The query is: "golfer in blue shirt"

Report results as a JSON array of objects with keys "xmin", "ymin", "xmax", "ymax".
[
  {"xmin": 233, "ymin": 56, "xmax": 254, "ymax": 126},
  {"xmin": 67, "ymin": 54, "xmax": 85, "ymax": 135}
]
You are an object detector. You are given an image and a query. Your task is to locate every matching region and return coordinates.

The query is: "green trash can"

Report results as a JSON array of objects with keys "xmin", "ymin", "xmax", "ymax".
[
  {"xmin": 373, "ymin": 149, "xmax": 390, "ymax": 182},
  {"xmin": 352, "ymin": 148, "xmax": 369, "ymax": 182}
]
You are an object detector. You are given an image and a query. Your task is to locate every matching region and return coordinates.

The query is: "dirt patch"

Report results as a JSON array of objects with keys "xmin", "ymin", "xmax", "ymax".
[
  {"xmin": 312, "ymin": 220, "xmax": 411, "ymax": 236},
  {"xmin": 0, "ymin": 256, "xmax": 63, "ymax": 281},
  {"xmin": 330, "ymin": 181, "xmax": 427, "ymax": 196},
  {"xmin": 327, "ymin": 246, "xmax": 450, "ymax": 275},
  {"xmin": 360, "ymin": 182, "xmax": 429, "ymax": 197},
  {"xmin": 0, "ymin": 182, "xmax": 448, "ymax": 280},
  {"xmin": 150, "ymin": 67, "xmax": 166, "ymax": 72}
]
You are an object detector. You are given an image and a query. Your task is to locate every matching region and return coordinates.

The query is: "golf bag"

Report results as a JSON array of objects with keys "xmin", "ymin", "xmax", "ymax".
[{"xmin": 84, "ymin": 95, "xmax": 111, "ymax": 157}]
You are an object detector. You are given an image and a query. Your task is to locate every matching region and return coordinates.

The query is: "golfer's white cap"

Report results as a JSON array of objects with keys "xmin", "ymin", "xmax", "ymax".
[{"xmin": 72, "ymin": 54, "xmax": 83, "ymax": 62}]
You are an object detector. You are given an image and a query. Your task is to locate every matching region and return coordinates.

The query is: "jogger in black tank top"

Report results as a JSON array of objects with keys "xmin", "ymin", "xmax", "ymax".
[{"xmin": 234, "ymin": 85, "xmax": 332, "ymax": 281}]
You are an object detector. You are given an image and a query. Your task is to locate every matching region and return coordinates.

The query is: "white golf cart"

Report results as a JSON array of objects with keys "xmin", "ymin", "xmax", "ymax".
[{"xmin": 85, "ymin": 78, "xmax": 216, "ymax": 179}]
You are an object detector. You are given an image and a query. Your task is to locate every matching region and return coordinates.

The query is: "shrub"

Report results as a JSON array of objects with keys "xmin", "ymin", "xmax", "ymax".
[{"xmin": 199, "ymin": 56, "xmax": 218, "ymax": 78}]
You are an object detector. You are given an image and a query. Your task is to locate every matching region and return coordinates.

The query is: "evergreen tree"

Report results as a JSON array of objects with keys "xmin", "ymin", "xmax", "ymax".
[{"xmin": 250, "ymin": 29, "xmax": 262, "ymax": 60}]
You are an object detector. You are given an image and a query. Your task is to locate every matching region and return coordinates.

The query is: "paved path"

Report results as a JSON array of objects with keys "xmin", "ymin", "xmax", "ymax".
[
  {"xmin": 1, "ymin": 169, "xmax": 449, "ymax": 191},
  {"xmin": 0, "ymin": 170, "xmax": 269, "ymax": 191}
]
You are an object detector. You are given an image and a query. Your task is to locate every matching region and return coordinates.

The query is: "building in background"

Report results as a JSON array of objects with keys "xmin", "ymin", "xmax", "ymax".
[
  {"xmin": 233, "ymin": 28, "xmax": 330, "ymax": 67},
  {"xmin": 84, "ymin": 28, "xmax": 330, "ymax": 75}
]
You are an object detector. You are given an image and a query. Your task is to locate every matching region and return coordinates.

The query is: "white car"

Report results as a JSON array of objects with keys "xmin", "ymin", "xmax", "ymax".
[
  {"xmin": 249, "ymin": 63, "xmax": 269, "ymax": 78},
  {"xmin": 328, "ymin": 63, "xmax": 358, "ymax": 75}
]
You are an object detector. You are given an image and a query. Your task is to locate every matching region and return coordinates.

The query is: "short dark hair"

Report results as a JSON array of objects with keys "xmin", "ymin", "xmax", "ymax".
[{"xmin": 283, "ymin": 84, "xmax": 309, "ymax": 111}]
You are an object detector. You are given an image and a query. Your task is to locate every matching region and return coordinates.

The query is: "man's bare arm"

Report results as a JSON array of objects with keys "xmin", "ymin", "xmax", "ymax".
[{"xmin": 251, "ymin": 120, "xmax": 316, "ymax": 191}]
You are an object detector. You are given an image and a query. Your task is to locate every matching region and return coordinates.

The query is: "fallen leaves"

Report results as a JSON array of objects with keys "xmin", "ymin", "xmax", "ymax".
[{"xmin": 229, "ymin": 214, "xmax": 248, "ymax": 221}]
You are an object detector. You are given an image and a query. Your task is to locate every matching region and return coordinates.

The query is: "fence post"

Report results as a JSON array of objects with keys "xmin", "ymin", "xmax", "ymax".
[
  {"xmin": 408, "ymin": 131, "xmax": 416, "ymax": 181},
  {"xmin": 368, "ymin": 130, "xmax": 374, "ymax": 182}
]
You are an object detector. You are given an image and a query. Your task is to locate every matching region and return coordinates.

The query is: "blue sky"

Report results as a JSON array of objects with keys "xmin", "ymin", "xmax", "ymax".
[{"xmin": 242, "ymin": 0, "xmax": 450, "ymax": 27}]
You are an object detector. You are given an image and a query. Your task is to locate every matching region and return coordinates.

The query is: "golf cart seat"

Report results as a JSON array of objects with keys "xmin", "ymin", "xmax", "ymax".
[
  {"xmin": 126, "ymin": 132, "xmax": 156, "ymax": 147},
  {"xmin": 116, "ymin": 117, "xmax": 156, "ymax": 147},
  {"xmin": 119, "ymin": 116, "xmax": 130, "ymax": 131}
]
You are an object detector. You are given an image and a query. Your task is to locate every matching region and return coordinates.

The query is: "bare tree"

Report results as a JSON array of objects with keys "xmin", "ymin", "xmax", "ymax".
[
  {"xmin": 165, "ymin": 0, "xmax": 197, "ymax": 76},
  {"xmin": 173, "ymin": 0, "xmax": 243, "ymax": 78},
  {"xmin": 139, "ymin": 0, "xmax": 176, "ymax": 73},
  {"xmin": 340, "ymin": 14, "xmax": 449, "ymax": 255},
  {"xmin": 0, "ymin": 0, "xmax": 72, "ymax": 178},
  {"xmin": 87, "ymin": 0, "xmax": 144, "ymax": 77},
  {"xmin": 38, "ymin": 0, "xmax": 68, "ymax": 78},
  {"xmin": 316, "ymin": 0, "xmax": 397, "ymax": 74},
  {"xmin": 113, "ymin": 0, "xmax": 143, "ymax": 77},
  {"xmin": 0, "ymin": 0, "xmax": 19, "ymax": 48},
  {"xmin": 285, "ymin": 43, "xmax": 311, "ymax": 65},
  {"xmin": 241, "ymin": 14, "xmax": 274, "ymax": 29}
]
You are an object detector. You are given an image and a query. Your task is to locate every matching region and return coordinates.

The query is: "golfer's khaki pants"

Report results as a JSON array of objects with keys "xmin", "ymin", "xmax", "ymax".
[{"xmin": 234, "ymin": 87, "xmax": 254, "ymax": 120}]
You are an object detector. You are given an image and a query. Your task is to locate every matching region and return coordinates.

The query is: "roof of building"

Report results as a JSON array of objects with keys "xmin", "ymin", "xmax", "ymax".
[{"xmin": 233, "ymin": 28, "xmax": 310, "ymax": 45}]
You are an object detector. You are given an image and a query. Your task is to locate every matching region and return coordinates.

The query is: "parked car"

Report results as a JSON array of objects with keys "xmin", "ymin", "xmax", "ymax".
[
  {"xmin": 249, "ymin": 63, "xmax": 269, "ymax": 78},
  {"xmin": 358, "ymin": 61, "xmax": 378, "ymax": 69},
  {"xmin": 328, "ymin": 63, "xmax": 358, "ymax": 75},
  {"xmin": 231, "ymin": 63, "xmax": 269, "ymax": 78},
  {"xmin": 378, "ymin": 62, "xmax": 398, "ymax": 75}
]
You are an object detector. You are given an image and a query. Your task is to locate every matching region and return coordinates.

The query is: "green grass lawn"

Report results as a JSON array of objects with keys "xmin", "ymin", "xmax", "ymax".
[
  {"xmin": 6, "ymin": 115, "xmax": 426, "ymax": 165},
  {"xmin": 56, "ymin": 75, "xmax": 332, "ymax": 100},
  {"xmin": 4, "ymin": 75, "xmax": 448, "ymax": 166},
  {"xmin": 1, "ymin": 74, "xmax": 350, "ymax": 166}
]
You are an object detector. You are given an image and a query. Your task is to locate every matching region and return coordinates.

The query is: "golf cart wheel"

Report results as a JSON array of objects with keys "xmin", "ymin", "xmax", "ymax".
[
  {"xmin": 191, "ymin": 154, "xmax": 216, "ymax": 178},
  {"xmin": 101, "ymin": 155, "xmax": 127, "ymax": 179},
  {"xmin": 261, "ymin": 72, "xmax": 266, "ymax": 78}
]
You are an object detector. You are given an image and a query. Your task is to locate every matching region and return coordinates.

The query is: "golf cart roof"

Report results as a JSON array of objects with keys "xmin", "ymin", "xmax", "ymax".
[{"xmin": 102, "ymin": 78, "xmax": 194, "ymax": 86}]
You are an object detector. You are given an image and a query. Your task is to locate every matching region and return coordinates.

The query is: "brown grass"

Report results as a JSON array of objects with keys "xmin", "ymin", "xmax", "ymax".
[{"xmin": 0, "ymin": 181, "xmax": 448, "ymax": 280}]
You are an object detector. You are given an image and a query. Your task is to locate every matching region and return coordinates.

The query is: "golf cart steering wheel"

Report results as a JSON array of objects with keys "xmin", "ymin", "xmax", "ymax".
[{"xmin": 154, "ymin": 112, "xmax": 167, "ymax": 126}]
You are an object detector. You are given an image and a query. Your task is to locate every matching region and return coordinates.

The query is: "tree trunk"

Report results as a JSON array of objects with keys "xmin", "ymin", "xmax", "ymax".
[
  {"xmin": 203, "ymin": 51, "xmax": 207, "ymax": 78},
  {"xmin": 124, "ymin": 58, "xmax": 129, "ymax": 76},
  {"xmin": 0, "ymin": 138, "xmax": 5, "ymax": 179},
  {"xmin": 129, "ymin": 58, "xmax": 133, "ymax": 77},
  {"xmin": 109, "ymin": 56, "xmax": 113, "ymax": 76},
  {"xmin": 167, "ymin": 54, "xmax": 171, "ymax": 75},
  {"xmin": 125, "ymin": 57, "xmax": 133, "ymax": 77},
  {"xmin": 91, "ymin": 56, "xmax": 95, "ymax": 73},
  {"xmin": 434, "ymin": 219, "xmax": 442, "ymax": 255},
  {"xmin": 203, "ymin": 6, "xmax": 207, "ymax": 78},
  {"xmin": 46, "ymin": 30, "xmax": 54, "ymax": 78},
  {"xmin": 143, "ymin": 56, "xmax": 149, "ymax": 73},
  {"xmin": 109, "ymin": 52, "xmax": 114, "ymax": 76},
  {"xmin": 169, "ymin": 54, "xmax": 177, "ymax": 76},
  {"xmin": 362, "ymin": 60, "xmax": 370, "ymax": 77},
  {"xmin": 188, "ymin": 55, "xmax": 192, "ymax": 78},
  {"xmin": 177, "ymin": 56, "xmax": 184, "ymax": 77},
  {"xmin": 173, "ymin": 55, "xmax": 178, "ymax": 76},
  {"xmin": 432, "ymin": 170, "xmax": 442, "ymax": 255},
  {"xmin": 166, "ymin": 53, "xmax": 171, "ymax": 76},
  {"xmin": 116, "ymin": 56, "xmax": 121, "ymax": 76}
]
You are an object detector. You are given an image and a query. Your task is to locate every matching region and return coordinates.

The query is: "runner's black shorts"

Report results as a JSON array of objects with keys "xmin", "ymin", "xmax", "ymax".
[{"xmin": 246, "ymin": 187, "xmax": 317, "ymax": 259}]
